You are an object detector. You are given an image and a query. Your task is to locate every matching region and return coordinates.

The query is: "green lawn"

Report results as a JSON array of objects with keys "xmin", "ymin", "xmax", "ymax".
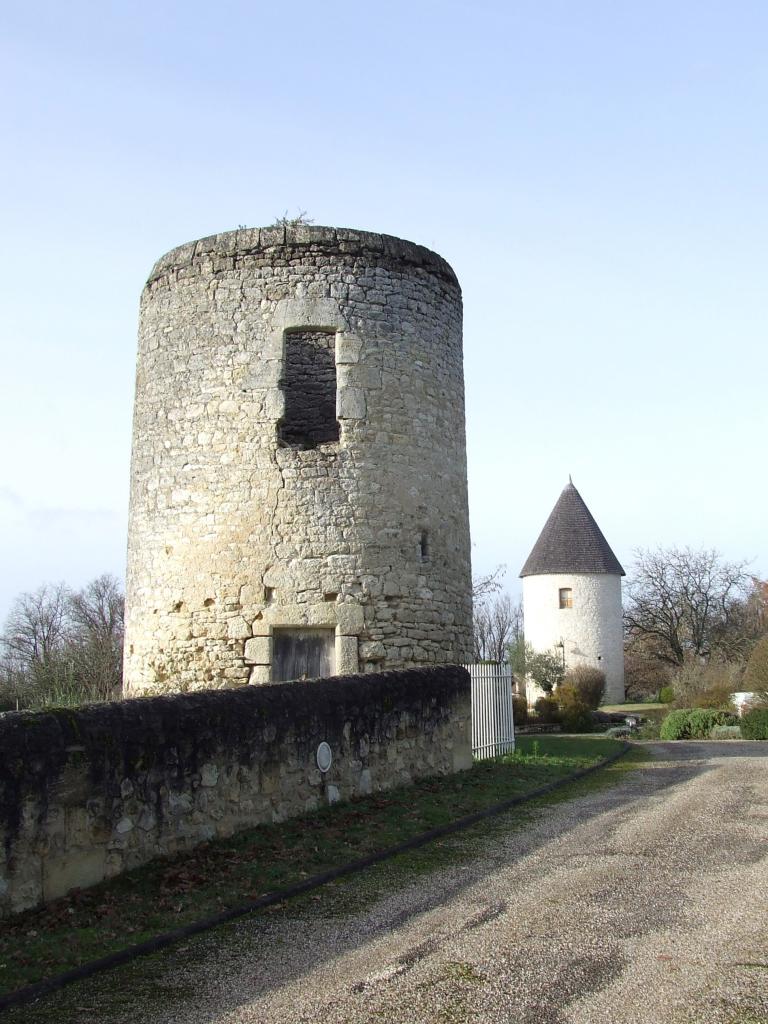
[
  {"xmin": 601, "ymin": 702, "xmax": 667, "ymax": 713},
  {"xmin": 0, "ymin": 735, "xmax": 632, "ymax": 1001}
]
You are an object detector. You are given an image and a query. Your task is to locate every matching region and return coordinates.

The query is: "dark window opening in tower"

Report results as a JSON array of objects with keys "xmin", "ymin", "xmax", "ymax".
[
  {"xmin": 278, "ymin": 330, "xmax": 339, "ymax": 448},
  {"xmin": 419, "ymin": 531, "xmax": 429, "ymax": 562}
]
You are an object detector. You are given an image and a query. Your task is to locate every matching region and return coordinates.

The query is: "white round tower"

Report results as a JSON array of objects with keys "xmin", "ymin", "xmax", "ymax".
[{"xmin": 520, "ymin": 481, "xmax": 625, "ymax": 705}]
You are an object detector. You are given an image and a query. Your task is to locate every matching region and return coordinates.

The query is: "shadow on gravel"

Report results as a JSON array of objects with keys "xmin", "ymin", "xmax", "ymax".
[
  {"xmin": 647, "ymin": 740, "xmax": 768, "ymax": 759},
  {"xmin": 19, "ymin": 742, "xmax": 768, "ymax": 1024}
]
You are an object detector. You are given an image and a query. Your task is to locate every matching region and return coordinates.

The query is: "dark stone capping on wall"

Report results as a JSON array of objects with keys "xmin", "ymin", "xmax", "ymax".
[
  {"xmin": 145, "ymin": 225, "xmax": 460, "ymax": 290},
  {"xmin": 0, "ymin": 666, "xmax": 471, "ymax": 916},
  {"xmin": 0, "ymin": 666, "xmax": 470, "ymax": 800}
]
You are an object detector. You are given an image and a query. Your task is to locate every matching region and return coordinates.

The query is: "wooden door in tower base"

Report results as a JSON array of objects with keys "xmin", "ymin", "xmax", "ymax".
[{"xmin": 272, "ymin": 627, "xmax": 336, "ymax": 682}]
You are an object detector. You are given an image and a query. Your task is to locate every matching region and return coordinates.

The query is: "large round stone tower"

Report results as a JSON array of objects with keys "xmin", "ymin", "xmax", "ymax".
[
  {"xmin": 520, "ymin": 481, "xmax": 625, "ymax": 704},
  {"xmin": 124, "ymin": 225, "xmax": 472, "ymax": 694}
]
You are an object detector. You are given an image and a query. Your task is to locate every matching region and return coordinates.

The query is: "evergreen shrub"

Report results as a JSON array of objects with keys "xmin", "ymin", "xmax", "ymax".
[
  {"xmin": 659, "ymin": 709, "xmax": 691, "ymax": 740},
  {"xmin": 512, "ymin": 694, "xmax": 528, "ymax": 725},
  {"xmin": 740, "ymin": 707, "xmax": 768, "ymax": 740},
  {"xmin": 660, "ymin": 708, "xmax": 738, "ymax": 740},
  {"xmin": 533, "ymin": 695, "xmax": 560, "ymax": 723},
  {"xmin": 556, "ymin": 683, "xmax": 593, "ymax": 732}
]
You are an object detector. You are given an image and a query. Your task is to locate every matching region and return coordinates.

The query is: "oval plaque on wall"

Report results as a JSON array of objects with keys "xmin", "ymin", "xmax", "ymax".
[{"xmin": 316, "ymin": 741, "xmax": 333, "ymax": 773}]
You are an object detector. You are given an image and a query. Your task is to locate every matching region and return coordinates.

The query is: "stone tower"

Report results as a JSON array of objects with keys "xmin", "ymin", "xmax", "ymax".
[
  {"xmin": 123, "ymin": 225, "xmax": 473, "ymax": 694},
  {"xmin": 520, "ymin": 481, "xmax": 625, "ymax": 704}
]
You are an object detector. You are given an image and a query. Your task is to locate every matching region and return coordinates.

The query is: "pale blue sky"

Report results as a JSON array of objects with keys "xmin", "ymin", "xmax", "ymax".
[{"xmin": 1, "ymin": 0, "xmax": 766, "ymax": 623}]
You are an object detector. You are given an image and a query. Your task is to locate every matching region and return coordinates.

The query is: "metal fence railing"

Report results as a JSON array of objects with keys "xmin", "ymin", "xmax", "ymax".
[{"xmin": 463, "ymin": 662, "xmax": 516, "ymax": 758}]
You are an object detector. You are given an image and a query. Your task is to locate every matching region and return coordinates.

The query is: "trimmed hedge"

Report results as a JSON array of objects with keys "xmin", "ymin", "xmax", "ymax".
[
  {"xmin": 660, "ymin": 708, "xmax": 738, "ymax": 740},
  {"xmin": 740, "ymin": 707, "xmax": 768, "ymax": 740}
]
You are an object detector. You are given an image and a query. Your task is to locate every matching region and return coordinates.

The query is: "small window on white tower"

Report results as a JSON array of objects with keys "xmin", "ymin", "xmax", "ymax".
[{"xmin": 559, "ymin": 587, "xmax": 573, "ymax": 609}]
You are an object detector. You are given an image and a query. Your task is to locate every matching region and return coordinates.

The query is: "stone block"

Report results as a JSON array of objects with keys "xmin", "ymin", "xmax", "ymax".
[
  {"xmin": 258, "ymin": 226, "xmax": 285, "ymax": 247},
  {"xmin": 137, "ymin": 808, "xmax": 157, "ymax": 832},
  {"xmin": 248, "ymin": 665, "xmax": 271, "ymax": 685},
  {"xmin": 274, "ymin": 296, "xmax": 344, "ymax": 331},
  {"xmin": 326, "ymin": 554, "xmax": 357, "ymax": 573},
  {"xmin": 262, "ymin": 566, "xmax": 288, "ymax": 589},
  {"xmin": 239, "ymin": 584, "xmax": 261, "ymax": 608},
  {"xmin": 228, "ymin": 616, "xmax": 252, "ymax": 640},
  {"xmin": 264, "ymin": 389, "xmax": 285, "ymax": 420},
  {"xmin": 335, "ymin": 332, "xmax": 363, "ymax": 364},
  {"xmin": 335, "ymin": 634, "xmax": 359, "ymax": 675},
  {"xmin": 262, "ymin": 329, "xmax": 284, "ymax": 361},
  {"xmin": 242, "ymin": 359, "xmax": 281, "ymax": 390},
  {"xmin": 359, "ymin": 640, "xmax": 386, "ymax": 662},
  {"xmin": 304, "ymin": 604, "xmax": 336, "ymax": 628},
  {"xmin": 336, "ymin": 386, "xmax": 366, "ymax": 420},
  {"xmin": 43, "ymin": 847, "xmax": 108, "ymax": 905},
  {"xmin": 235, "ymin": 227, "xmax": 260, "ymax": 250},
  {"xmin": 335, "ymin": 602, "xmax": 364, "ymax": 634},
  {"xmin": 244, "ymin": 636, "xmax": 272, "ymax": 664},
  {"xmin": 338, "ymin": 363, "xmax": 382, "ymax": 390},
  {"xmin": 263, "ymin": 605, "xmax": 307, "ymax": 627}
]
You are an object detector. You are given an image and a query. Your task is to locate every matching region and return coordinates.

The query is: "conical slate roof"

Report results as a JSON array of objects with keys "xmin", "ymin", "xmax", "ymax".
[{"xmin": 520, "ymin": 482, "xmax": 625, "ymax": 577}]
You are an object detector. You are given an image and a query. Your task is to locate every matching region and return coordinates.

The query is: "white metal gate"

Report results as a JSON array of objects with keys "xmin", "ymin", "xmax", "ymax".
[{"xmin": 464, "ymin": 662, "xmax": 516, "ymax": 758}]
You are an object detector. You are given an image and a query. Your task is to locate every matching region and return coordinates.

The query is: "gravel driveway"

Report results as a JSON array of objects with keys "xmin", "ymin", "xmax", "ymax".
[{"xmin": 46, "ymin": 742, "xmax": 768, "ymax": 1024}]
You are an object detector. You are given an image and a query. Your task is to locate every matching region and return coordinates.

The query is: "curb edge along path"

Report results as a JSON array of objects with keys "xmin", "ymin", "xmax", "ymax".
[{"xmin": 134, "ymin": 741, "xmax": 768, "ymax": 1024}]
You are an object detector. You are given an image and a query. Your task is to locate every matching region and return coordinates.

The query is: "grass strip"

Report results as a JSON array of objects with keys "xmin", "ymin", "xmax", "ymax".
[
  {"xmin": 600, "ymin": 703, "xmax": 667, "ymax": 713},
  {"xmin": 0, "ymin": 735, "xmax": 630, "ymax": 1009}
]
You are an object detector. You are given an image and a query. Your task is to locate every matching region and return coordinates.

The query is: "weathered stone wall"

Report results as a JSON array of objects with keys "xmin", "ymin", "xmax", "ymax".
[
  {"xmin": 523, "ymin": 574, "xmax": 625, "ymax": 704},
  {"xmin": 124, "ymin": 225, "xmax": 472, "ymax": 694},
  {"xmin": 0, "ymin": 666, "xmax": 471, "ymax": 917}
]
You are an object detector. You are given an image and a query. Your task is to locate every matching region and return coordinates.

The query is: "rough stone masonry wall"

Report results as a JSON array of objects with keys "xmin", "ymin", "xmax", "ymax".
[
  {"xmin": 0, "ymin": 666, "xmax": 471, "ymax": 918},
  {"xmin": 124, "ymin": 224, "xmax": 472, "ymax": 693}
]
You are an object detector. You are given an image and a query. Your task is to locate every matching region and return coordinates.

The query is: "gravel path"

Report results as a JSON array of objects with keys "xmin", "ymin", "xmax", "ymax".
[{"xmin": 64, "ymin": 742, "xmax": 768, "ymax": 1024}]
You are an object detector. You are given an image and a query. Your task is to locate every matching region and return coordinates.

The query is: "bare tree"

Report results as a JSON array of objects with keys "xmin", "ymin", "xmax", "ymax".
[
  {"xmin": 1, "ymin": 582, "xmax": 70, "ymax": 670},
  {"xmin": 473, "ymin": 591, "xmax": 523, "ymax": 663},
  {"xmin": 624, "ymin": 547, "xmax": 752, "ymax": 667},
  {"xmin": 711, "ymin": 576, "xmax": 768, "ymax": 661},
  {"xmin": 0, "ymin": 575, "xmax": 125, "ymax": 707},
  {"xmin": 68, "ymin": 574, "xmax": 124, "ymax": 640},
  {"xmin": 68, "ymin": 575, "xmax": 125, "ymax": 700},
  {"xmin": 472, "ymin": 565, "xmax": 506, "ymax": 602}
]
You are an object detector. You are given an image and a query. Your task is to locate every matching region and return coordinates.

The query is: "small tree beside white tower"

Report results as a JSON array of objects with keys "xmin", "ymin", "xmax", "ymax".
[{"xmin": 520, "ymin": 480, "xmax": 625, "ymax": 705}]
